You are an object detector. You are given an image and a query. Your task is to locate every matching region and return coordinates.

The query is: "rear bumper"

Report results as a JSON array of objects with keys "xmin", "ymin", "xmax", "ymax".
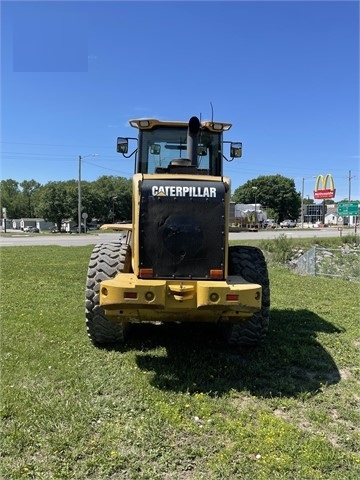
[{"xmin": 100, "ymin": 274, "xmax": 262, "ymax": 323}]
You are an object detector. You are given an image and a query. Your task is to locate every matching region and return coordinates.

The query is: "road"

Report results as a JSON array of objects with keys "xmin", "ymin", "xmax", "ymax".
[
  {"xmin": 0, "ymin": 231, "xmax": 120, "ymax": 247},
  {"xmin": 230, "ymin": 227, "xmax": 348, "ymax": 241},
  {"xmin": 0, "ymin": 227, "xmax": 348, "ymax": 247}
]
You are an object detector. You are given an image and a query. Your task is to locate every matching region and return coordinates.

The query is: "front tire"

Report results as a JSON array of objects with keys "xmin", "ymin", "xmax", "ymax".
[
  {"xmin": 85, "ymin": 242, "xmax": 131, "ymax": 346},
  {"xmin": 224, "ymin": 246, "xmax": 270, "ymax": 346}
]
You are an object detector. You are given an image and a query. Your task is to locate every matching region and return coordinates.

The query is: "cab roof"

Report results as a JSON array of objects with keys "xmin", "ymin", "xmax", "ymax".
[{"xmin": 129, "ymin": 118, "xmax": 232, "ymax": 132}]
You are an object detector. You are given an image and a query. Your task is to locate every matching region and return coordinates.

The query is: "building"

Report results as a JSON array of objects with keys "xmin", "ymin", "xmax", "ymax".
[{"xmin": 12, "ymin": 218, "xmax": 54, "ymax": 231}]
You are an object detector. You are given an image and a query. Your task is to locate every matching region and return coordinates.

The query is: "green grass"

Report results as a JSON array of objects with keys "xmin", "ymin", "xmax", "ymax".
[{"xmin": 1, "ymin": 246, "xmax": 359, "ymax": 479}]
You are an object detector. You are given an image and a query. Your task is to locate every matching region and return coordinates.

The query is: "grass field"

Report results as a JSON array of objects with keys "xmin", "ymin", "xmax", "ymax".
[{"xmin": 1, "ymin": 245, "xmax": 359, "ymax": 479}]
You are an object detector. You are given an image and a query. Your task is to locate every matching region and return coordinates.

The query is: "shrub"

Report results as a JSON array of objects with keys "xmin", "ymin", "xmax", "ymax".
[{"xmin": 259, "ymin": 234, "xmax": 294, "ymax": 264}]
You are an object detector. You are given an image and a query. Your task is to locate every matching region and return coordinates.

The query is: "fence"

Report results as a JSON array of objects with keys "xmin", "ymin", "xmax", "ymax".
[{"xmin": 295, "ymin": 246, "xmax": 360, "ymax": 281}]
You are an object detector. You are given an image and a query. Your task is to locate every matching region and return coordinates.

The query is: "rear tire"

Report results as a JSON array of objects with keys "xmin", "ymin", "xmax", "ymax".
[
  {"xmin": 85, "ymin": 242, "xmax": 132, "ymax": 346},
  {"xmin": 224, "ymin": 246, "xmax": 270, "ymax": 346}
]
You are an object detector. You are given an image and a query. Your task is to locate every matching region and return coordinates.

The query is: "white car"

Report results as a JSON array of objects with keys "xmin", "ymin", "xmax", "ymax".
[{"xmin": 280, "ymin": 219, "xmax": 297, "ymax": 228}]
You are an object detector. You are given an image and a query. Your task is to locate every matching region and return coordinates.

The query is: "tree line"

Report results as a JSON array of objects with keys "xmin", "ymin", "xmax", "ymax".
[
  {"xmin": 0, "ymin": 176, "xmax": 132, "ymax": 231},
  {"xmin": 1, "ymin": 173, "xmax": 307, "ymax": 228}
]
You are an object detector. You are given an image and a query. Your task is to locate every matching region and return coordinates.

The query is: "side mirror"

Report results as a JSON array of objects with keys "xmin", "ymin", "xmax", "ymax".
[
  {"xmin": 230, "ymin": 142, "xmax": 242, "ymax": 158},
  {"xmin": 150, "ymin": 144, "xmax": 161, "ymax": 155},
  {"xmin": 117, "ymin": 137, "xmax": 128, "ymax": 154}
]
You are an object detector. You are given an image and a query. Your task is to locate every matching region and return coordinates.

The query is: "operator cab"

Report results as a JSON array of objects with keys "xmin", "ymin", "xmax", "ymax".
[{"xmin": 117, "ymin": 117, "xmax": 242, "ymax": 176}]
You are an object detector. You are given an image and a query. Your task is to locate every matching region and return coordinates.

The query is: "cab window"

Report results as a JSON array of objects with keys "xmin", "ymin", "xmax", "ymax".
[{"xmin": 137, "ymin": 127, "xmax": 222, "ymax": 175}]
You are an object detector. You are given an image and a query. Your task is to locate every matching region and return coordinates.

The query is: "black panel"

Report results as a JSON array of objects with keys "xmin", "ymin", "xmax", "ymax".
[{"xmin": 139, "ymin": 180, "xmax": 226, "ymax": 279}]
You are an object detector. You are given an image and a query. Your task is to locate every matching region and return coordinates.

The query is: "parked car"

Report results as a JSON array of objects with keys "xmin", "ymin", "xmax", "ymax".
[
  {"xmin": 263, "ymin": 219, "xmax": 277, "ymax": 229},
  {"xmin": 280, "ymin": 219, "xmax": 297, "ymax": 228},
  {"xmin": 69, "ymin": 225, "xmax": 86, "ymax": 233},
  {"xmin": 24, "ymin": 226, "xmax": 39, "ymax": 233},
  {"xmin": 87, "ymin": 223, "xmax": 99, "ymax": 231}
]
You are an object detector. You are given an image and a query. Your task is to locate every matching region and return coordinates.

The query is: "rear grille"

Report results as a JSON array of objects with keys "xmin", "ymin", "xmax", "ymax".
[{"xmin": 139, "ymin": 180, "xmax": 226, "ymax": 279}]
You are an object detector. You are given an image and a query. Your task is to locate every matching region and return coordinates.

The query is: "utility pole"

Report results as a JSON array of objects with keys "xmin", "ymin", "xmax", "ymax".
[
  {"xmin": 301, "ymin": 177, "xmax": 304, "ymax": 229},
  {"xmin": 347, "ymin": 169, "xmax": 356, "ymax": 229},
  {"xmin": 78, "ymin": 154, "xmax": 98, "ymax": 234},
  {"xmin": 78, "ymin": 155, "xmax": 82, "ymax": 235},
  {"xmin": 348, "ymin": 169, "xmax": 356, "ymax": 202}
]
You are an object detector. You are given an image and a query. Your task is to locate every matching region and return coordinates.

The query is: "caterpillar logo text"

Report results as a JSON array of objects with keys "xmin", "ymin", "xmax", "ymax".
[
  {"xmin": 152, "ymin": 185, "xmax": 217, "ymax": 198},
  {"xmin": 314, "ymin": 174, "xmax": 336, "ymax": 199}
]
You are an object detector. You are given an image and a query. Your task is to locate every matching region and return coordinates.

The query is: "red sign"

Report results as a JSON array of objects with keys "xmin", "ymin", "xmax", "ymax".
[{"xmin": 314, "ymin": 174, "xmax": 336, "ymax": 200}]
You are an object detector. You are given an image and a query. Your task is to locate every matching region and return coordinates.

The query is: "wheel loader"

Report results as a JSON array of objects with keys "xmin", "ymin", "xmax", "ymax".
[{"xmin": 85, "ymin": 116, "xmax": 270, "ymax": 346}]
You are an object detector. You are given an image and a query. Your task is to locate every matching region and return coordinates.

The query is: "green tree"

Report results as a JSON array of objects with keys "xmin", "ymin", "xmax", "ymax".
[
  {"xmin": 34, "ymin": 181, "xmax": 74, "ymax": 230},
  {"xmin": 0, "ymin": 179, "xmax": 22, "ymax": 218},
  {"xmin": 20, "ymin": 180, "xmax": 42, "ymax": 217},
  {"xmin": 90, "ymin": 176, "xmax": 132, "ymax": 222},
  {"xmin": 232, "ymin": 174, "xmax": 301, "ymax": 222},
  {"xmin": 1, "ymin": 176, "xmax": 133, "ymax": 226}
]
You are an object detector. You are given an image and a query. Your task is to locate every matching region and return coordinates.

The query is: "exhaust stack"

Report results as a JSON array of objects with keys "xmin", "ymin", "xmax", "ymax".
[{"xmin": 187, "ymin": 116, "xmax": 200, "ymax": 166}]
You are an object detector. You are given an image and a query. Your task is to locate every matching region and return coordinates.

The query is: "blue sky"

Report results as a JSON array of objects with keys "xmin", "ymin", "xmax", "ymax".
[{"xmin": 1, "ymin": 0, "xmax": 359, "ymax": 201}]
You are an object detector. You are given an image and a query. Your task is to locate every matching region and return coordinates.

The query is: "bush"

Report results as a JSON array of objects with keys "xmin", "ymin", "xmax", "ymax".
[{"xmin": 259, "ymin": 233, "xmax": 294, "ymax": 264}]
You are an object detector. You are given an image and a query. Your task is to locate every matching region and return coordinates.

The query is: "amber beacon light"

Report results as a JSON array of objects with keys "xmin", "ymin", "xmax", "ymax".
[{"xmin": 313, "ymin": 174, "xmax": 336, "ymax": 199}]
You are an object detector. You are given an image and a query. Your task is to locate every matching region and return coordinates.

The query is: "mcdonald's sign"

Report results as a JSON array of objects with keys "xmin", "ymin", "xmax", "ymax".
[{"xmin": 314, "ymin": 174, "xmax": 336, "ymax": 199}]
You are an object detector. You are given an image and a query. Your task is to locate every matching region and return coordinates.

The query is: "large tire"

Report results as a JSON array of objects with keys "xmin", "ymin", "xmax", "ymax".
[
  {"xmin": 224, "ymin": 246, "xmax": 270, "ymax": 346},
  {"xmin": 85, "ymin": 242, "xmax": 132, "ymax": 346}
]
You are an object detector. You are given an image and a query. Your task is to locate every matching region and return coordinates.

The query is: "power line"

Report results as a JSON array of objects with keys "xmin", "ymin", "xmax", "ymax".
[
  {"xmin": 83, "ymin": 159, "xmax": 132, "ymax": 176},
  {"xmin": 0, "ymin": 152, "xmax": 124, "ymax": 163},
  {"xmin": 0, "ymin": 141, "xmax": 112, "ymax": 149}
]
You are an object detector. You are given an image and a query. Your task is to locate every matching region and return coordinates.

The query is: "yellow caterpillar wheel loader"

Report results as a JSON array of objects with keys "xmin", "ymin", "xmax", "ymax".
[{"xmin": 85, "ymin": 116, "xmax": 270, "ymax": 347}]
